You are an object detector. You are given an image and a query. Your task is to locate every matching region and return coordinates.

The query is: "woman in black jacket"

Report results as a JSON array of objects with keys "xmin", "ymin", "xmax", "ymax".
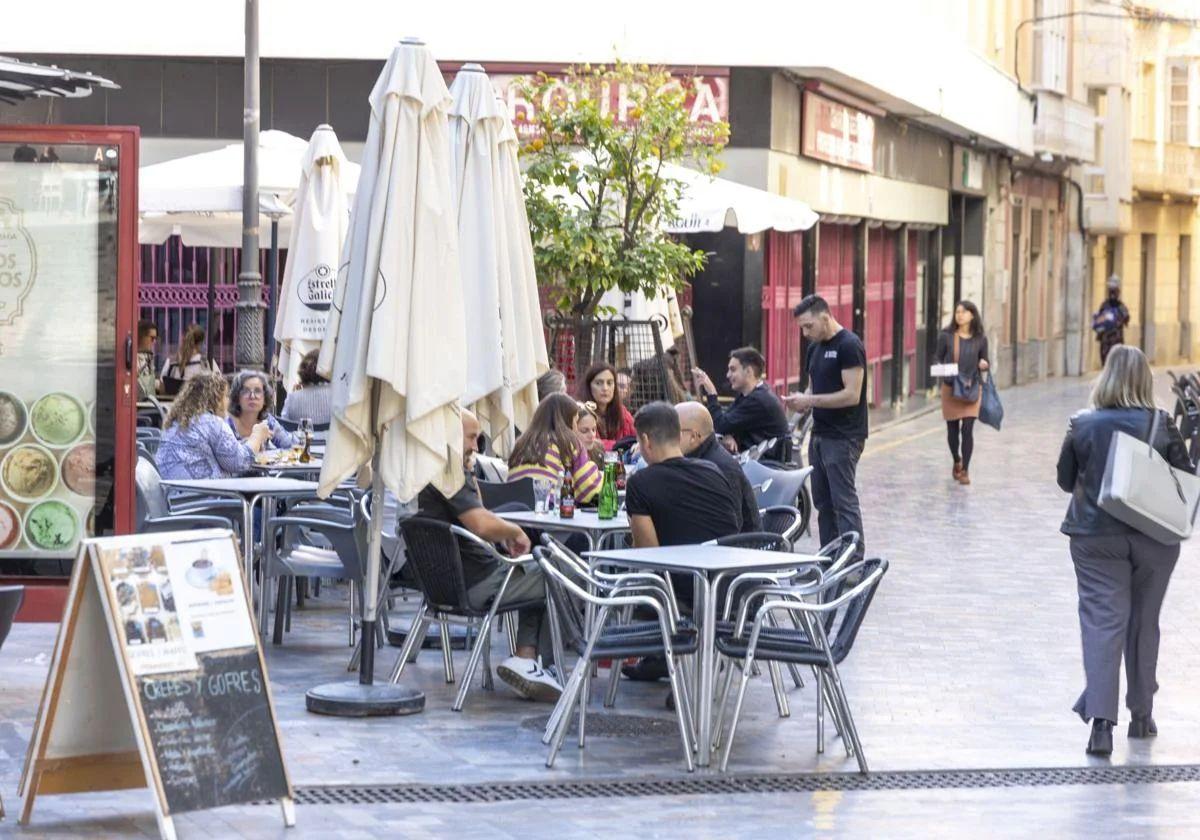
[{"xmin": 1056, "ymin": 345, "xmax": 1193, "ymax": 756}]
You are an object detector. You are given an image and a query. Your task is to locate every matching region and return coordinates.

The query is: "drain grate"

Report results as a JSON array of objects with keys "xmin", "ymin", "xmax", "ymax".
[
  {"xmin": 289, "ymin": 764, "xmax": 1200, "ymax": 806},
  {"xmin": 519, "ymin": 712, "xmax": 678, "ymax": 738}
]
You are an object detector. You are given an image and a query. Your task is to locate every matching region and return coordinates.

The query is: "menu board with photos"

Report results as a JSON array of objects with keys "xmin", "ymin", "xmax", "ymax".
[
  {"xmin": 20, "ymin": 531, "xmax": 293, "ymax": 838},
  {"xmin": 0, "ymin": 156, "xmax": 105, "ymax": 559}
]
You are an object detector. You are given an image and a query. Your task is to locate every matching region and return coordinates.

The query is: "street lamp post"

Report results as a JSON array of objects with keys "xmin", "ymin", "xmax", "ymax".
[{"xmin": 238, "ymin": 0, "xmax": 264, "ymax": 370}]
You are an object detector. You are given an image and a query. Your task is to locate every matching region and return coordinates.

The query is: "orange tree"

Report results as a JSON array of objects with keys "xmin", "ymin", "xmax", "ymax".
[{"xmin": 518, "ymin": 61, "xmax": 729, "ymax": 317}]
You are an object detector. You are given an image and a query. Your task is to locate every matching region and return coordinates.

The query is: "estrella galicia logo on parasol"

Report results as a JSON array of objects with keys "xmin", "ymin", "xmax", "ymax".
[
  {"xmin": 297, "ymin": 263, "xmax": 335, "ymax": 312},
  {"xmin": 0, "ymin": 198, "xmax": 37, "ymax": 329}
]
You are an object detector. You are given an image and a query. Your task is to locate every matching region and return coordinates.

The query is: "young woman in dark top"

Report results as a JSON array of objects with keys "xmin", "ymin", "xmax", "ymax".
[
  {"xmin": 580, "ymin": 362, "xmax": 636, "ymax": 449},
  {"xmin": 935, "ymin": 300, "xmax": 990, "ymax": 485}
]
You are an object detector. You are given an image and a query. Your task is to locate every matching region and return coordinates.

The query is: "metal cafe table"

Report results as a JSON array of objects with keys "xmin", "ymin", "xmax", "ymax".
[
  {"xmin": 585, "ymin": 544, "xmax": 819, "ymax": 768},
  {"xmin": 497, "ymin": 509, "xmax": 630, "ymax": 552},
  {"xmin": 160, "ymin": 476, "xmax": 321, "ymax": 631}
]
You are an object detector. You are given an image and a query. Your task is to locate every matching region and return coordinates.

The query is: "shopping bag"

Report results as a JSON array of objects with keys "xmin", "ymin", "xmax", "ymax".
[
  {"xmin": 979, "ymin": 372, "xmax": 1003, "ymax": 430},
  {"xmin": 1099, "ymin": 410, "xmax": 1200, "ymax": 544}
]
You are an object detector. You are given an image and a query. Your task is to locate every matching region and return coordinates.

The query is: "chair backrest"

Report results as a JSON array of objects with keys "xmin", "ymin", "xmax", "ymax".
[
  {"xmin": 0, "ymin": 585, "xmax": 25, "ymax": 651},
  {"xmin": 478, "ymin": 477, "xmax": 534, "ymax": 512},
  {"xmin": 759, "ymin": 505, "xmax": 802, "ymax": 542},
  {"xmin": 825, "ymin": 558, "xmax": 888, "ymax": 664},
  {"xmin": 741, "ymin": 461, "xmax": 812, "ymax": 509},
  {"xmin": 474, "ymin": 453, "xmax": 509, "ymax": 483},
  {"xmin": 398, "ymin": 517, "xmax": 476, "ymax": 612},
  {"xmin": 135, "ymin": 455, "xmax": 172, "ymax": 522},
  {"xmin": 534, "ymin": 544, "xmax": 591, "ymax": 651},
  {"xmin": 710, "ymin": 531, "xmax": 791, "ymax": 552}
]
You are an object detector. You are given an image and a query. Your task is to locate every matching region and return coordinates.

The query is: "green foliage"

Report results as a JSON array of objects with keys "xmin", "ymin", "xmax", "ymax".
[{"xmin": 517, "ymin": 61, "xmax": 730, "ymax": 317}]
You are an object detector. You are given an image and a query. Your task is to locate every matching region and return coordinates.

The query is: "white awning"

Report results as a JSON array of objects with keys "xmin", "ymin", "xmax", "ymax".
[{"xmin": 663, "ymin": 163, "xmax": 818, "ymax": 235}]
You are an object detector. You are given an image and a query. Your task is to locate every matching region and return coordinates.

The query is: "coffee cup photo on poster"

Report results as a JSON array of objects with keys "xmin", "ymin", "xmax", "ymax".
[{"xmin": 166, "ymin": 538, "xmax": 255, "ymax": 653}]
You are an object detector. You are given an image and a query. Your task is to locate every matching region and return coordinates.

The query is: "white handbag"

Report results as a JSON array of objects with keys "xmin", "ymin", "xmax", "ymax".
[{"xmin": 1099, "ymin": 409, "xmax": 1200, "ymax": 545}]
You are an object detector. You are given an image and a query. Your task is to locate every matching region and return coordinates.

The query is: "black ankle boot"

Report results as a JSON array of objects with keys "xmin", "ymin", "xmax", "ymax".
[
  {"xmin": 1087, "ymin": 719, "xmax": 1114, "ymax": 756},
  {"xmin": 1129, "ymin": 714, "xmax": 1158, "ymax": 738}
]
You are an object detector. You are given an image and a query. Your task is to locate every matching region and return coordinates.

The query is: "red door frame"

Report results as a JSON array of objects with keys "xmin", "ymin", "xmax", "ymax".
[{"xmin": 0, "ymin": 124, "xmax": 139, "ymax": 618}]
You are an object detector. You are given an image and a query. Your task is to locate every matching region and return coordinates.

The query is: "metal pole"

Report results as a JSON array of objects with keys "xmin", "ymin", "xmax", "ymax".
[
  {"xmin": 266, "ymin": 217, "xmax": 279, "ymax": 375},
  {"xmin": 360, "ymin": 381, "xmax": 385, "ymax": 685},
  {"xmin": 238, "ymin": 0, "xmax": 265, "ymax": 371}
]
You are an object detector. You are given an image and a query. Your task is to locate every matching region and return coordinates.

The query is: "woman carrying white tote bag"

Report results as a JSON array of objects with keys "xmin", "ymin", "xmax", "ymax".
[{"xmin": 1056, "ymin": 346, "xmax": 1196, "ymax": 758}]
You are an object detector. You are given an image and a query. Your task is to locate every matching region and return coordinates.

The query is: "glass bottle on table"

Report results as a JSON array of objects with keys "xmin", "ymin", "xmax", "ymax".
[
  {"xmin": 598, "ymin": 452, "xmax": 618, "ymax": 520},
  {"xmin": 558, "ymin": 470, "xmax": 575, "ymax": 519},
  {"xmin": 298, "ymin": 418, "xmax": 313, "ymax": 463}
]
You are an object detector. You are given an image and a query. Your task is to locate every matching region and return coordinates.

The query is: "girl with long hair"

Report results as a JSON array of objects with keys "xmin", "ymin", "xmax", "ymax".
[
  {"xmin": 155, "ymin": 373, "xmax": 271, "ymax": 480},
  {"xmin": 935, "ymin": 300, "xmax": 990, "ymax": 485},
  {"xmin": 161, "ymin": 324, "xmax": 216, "ymax": 386},
  {"xmin": 580, "ymin": 362, "xmax": 635, "ymax": 449},
  {"xmin": 509, "ymin": 393, "xmax": 602, "ymax": 504}
]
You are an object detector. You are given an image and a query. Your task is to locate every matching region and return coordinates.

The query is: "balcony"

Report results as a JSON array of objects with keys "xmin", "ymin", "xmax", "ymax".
[
  {"xmin": 1033, "ymin": 90, "xmax": 1095, "ymax": 162},
  {"xmin": 1132, "ymin": 139, "xmax": 1200, "ymax": 198}
]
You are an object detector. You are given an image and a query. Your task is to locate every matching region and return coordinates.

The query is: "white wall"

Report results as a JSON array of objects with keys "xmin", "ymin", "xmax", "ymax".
[{"xmin": 1, "ymin": 0, "xmax": 1034, "ymax": 154}]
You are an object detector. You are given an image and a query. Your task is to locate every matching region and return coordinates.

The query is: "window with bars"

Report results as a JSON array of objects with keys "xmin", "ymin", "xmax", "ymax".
[{"xmin": 1170, "ymin": 63, "xmax": 1189, "ymax": 144}]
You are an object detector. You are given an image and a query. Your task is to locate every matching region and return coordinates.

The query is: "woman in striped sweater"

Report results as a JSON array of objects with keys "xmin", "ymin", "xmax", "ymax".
[{"xmin": 508, "ymin": 393, "xmax": 602, "ymax": 505}]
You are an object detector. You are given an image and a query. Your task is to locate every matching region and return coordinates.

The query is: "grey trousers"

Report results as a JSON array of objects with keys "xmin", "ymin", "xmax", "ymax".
[
  {"xmin": 466, "ymin": 564, "xmax": 553, "ymax": 663},
  {"xmin": 809, "ymin": 435, "xmax": 866, "ymax": 554},
  {"xmin": 1070, "ymin": 534, "xmax": 1179, "ymax": 723}
]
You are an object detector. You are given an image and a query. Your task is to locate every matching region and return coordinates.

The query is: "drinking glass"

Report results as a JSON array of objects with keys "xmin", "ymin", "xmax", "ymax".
[{"xmin": 533, "ymin": 478, "xmax": 552, "ymax": 514}]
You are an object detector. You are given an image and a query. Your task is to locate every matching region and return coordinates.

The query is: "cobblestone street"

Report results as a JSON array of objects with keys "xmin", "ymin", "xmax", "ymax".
[{"xmin": 4, "ymin": 372, "xmax": 1200, "ymax": 838}]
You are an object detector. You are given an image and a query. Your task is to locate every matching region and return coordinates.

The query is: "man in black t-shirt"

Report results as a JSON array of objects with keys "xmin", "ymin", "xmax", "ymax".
[
  {"xmin": 692, "ymin": 347, "xmax": 789, "ymax": 461},
  {"xmin": 414, "ymin": 409, "xmax": 561, "ymax": 702},
  {"xmin": 786, "ymin": 295, "xmax": 868, "ymax": 555},
  {"xmin": 626, "ymin": 402, "xmax": 741, "ymax": 550}
]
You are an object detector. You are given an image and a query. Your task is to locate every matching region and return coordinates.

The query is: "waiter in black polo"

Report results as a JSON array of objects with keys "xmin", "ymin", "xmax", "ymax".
[
  {"xmin": 786, "ymin": 295, "xmax": 868, "ymax": 554},
  {"xmin": 692, "ymin": 346, "xmax": 790, "ymax": 461}
]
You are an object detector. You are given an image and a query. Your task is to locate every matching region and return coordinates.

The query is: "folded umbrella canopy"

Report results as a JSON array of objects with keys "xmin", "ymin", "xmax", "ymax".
[
  {"xmin": 448, "ymin": 64, "xmax": 520, "ymax": 455},
  {"xmin": 273, "ymin": 125, "xmax": 350, "ymax": 391},
  {"xmin": 0, "ymin": 55, "xmax": 118, "ymax": 103},
  {"xmin": 318, "ymin": 39, "xmax": 465, "ymax": 504}
]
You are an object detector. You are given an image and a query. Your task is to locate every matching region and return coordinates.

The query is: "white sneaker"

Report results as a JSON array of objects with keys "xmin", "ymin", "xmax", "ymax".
[{"xmin": 497, "ymin": 656, "xmax": 563, "ymax": 702}]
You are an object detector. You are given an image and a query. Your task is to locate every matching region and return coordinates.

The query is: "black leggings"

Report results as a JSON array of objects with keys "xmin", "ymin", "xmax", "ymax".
[{"xmin": 947, "ymin": 418, "xmax": 976, "ymax": 470}]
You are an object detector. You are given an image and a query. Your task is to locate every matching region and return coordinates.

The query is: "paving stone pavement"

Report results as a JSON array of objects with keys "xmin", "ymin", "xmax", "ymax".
[{"xmin": 3, "ymin": 371, "xmax": 1200, "ymax": 838}]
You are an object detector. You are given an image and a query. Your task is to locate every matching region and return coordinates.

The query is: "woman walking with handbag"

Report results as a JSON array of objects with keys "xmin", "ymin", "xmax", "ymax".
[
  {"xmin": 935, "ymin": 301, "xmax": 989, "ymax": 485},
  {"xmin": 1056, "ymin": 345, "xmax": 1193, "ymax": 756}
]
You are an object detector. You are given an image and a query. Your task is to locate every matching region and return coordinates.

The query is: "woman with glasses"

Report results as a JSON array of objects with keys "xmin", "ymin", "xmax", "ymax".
[
  {"xmin": 227, "ymin": 370, "xmax": 296, "ymax": 450},
  {"xmin": 156, "ymin": 374, "xmax": 272, "ymax": 480}
]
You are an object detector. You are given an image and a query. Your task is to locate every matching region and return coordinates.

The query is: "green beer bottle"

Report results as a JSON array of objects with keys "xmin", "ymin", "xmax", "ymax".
[{"xmin": 598, "ymin": 456, "xmax": 618, "ymax": 520}]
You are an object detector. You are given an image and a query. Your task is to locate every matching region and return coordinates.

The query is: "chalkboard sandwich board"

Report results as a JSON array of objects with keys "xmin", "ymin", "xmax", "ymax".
[{"xmin": 19, "ymin": 530, "xmax": 295, "ymax": 840}]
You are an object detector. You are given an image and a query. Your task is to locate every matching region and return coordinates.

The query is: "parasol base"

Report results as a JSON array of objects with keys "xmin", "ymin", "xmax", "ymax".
[{"xmin": 305, "ymin": 681, "xmax": 425, "ymax": 717}]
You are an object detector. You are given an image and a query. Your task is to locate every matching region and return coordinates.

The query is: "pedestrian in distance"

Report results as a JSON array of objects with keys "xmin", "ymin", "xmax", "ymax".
[
  {"xmin": 1092, "ymin": 275, "xmax": 1131, "ymax": 365},
  {"xmin": 785, "ymin": 295, "xmax": 868, "ymax": 558},
  {"xmin": 1056, "ymin": 345, "xmax": 1194, "ymax": 757},
  {"xmin": 935, "ymin": 300, "xmax": 990, "ymax": 486}
]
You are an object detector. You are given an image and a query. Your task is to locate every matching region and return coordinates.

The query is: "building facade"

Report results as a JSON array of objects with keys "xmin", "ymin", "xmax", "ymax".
[{"xmin": 1, "ymin": 0, "xmax": 1131, "ymax": 402}]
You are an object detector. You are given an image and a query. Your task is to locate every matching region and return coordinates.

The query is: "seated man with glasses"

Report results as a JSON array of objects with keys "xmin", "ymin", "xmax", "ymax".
[
  {"xmin": 414, "ymin": 408, "xmax": 562, "ymax": 702},
  {"xmin": 136, "ymin": 319, "xmax": 161, "ymax": 398}
]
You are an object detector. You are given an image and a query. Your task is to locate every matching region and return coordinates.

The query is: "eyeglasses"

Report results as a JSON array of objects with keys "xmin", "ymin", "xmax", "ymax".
[{"xmin": 243, "ymin": 388, "xmax": 265, "ymax": 397}]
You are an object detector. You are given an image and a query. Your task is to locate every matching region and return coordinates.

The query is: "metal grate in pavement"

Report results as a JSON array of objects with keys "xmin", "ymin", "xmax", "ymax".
[
  {"xmin": 518, "ymin": 712, "xmax": 678, "ymax": 738},
  {"xmin": 290, "ymin": 764, "xmax": 1200, "ymax": 806}
]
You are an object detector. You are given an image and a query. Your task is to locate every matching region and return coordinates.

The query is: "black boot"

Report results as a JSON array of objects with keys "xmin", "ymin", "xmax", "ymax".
[
  {"xmin": 1087, "ymin": 718, "xmax": 1114, "ymax": 756},
  {"xmin": 1129, "ymin": 714, "xmax": 1158, "ymax": 738},
  {"xmin": 621, "ymin": 656, "xmax": 669, "ymax": 682}
]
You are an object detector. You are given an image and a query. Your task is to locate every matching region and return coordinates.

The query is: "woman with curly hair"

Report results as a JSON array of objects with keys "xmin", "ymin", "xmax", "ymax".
[
  {"xmin": 227, "ymin": 370, "xmax": 296, "ymax": 450},
  {"xmin": 579, "ymin": 362, "xmax": 636, "ymax": 449},
  {"xmin": 156, "ymin": 373, "xmax": 272, "ymax": 480}
]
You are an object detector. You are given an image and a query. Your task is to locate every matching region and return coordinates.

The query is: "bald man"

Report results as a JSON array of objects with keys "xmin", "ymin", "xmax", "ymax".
[
  {"xmin": 676, "ymin": 401, "xmax": 761, "ymax": 532},
  {"xmin": 414, "ymin": 409, "xmax": 562, "ymax": 702}
]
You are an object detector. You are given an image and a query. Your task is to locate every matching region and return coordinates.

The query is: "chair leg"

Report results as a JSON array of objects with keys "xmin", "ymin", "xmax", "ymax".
[
  {"xmin": 284, "ymin": 577, "xmax": 294, "ymax": 633},
  {"xmin": 577, "ymin": 665, "xmax": 591, "ymax": 748},
  {"xmin": 824, "ymin": 660, "xmax": 868, "ymax": 772},
  {"xmin": 664, "ymin": 650, "xmax": 695, "ymax": 772},
  {"xmin": 816, "ymin": 668, "xmax": 825, "ymax": 754},
  {"xmin": 482, "ymin": 627, "xmax": 495, "ymax": 691},
  {"xmin": 602, "ymin": 657, "xmax": 622, "ymax": 708},
  {"xmin": 348, "ymin": 580, "xmax": 357, "ymax": 647},
  {"xmin": 271, "ymin": 576, "xmax": 289, "ymax": 646},
  {"xmin": 439, "ymin": 619, "xmax": 455, "ymax": 684},
  {"xmin": 712, "ymin": 656, "xmax": 739, "ymax": 751},
  {"xmin": 388, "ymin": 603, "xmax": 428, "ymax": 684},
  {"xmin": 547, "ymin": 609, "xmax": 608, "ymax": 767},
  {"xmin": 767, "ymin": 661, "xmax": 790, "ymax": 718},
  {"xmin": 453, "ymin": 611, "xmax": 499, "ymax": 712},
  {"xmin": 719, "ymin": 652, "xmax": 756, "ymax": 772},
  {"xmin": 505, "ymin": 612, "xmax": 519, "ymax": 657}
]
